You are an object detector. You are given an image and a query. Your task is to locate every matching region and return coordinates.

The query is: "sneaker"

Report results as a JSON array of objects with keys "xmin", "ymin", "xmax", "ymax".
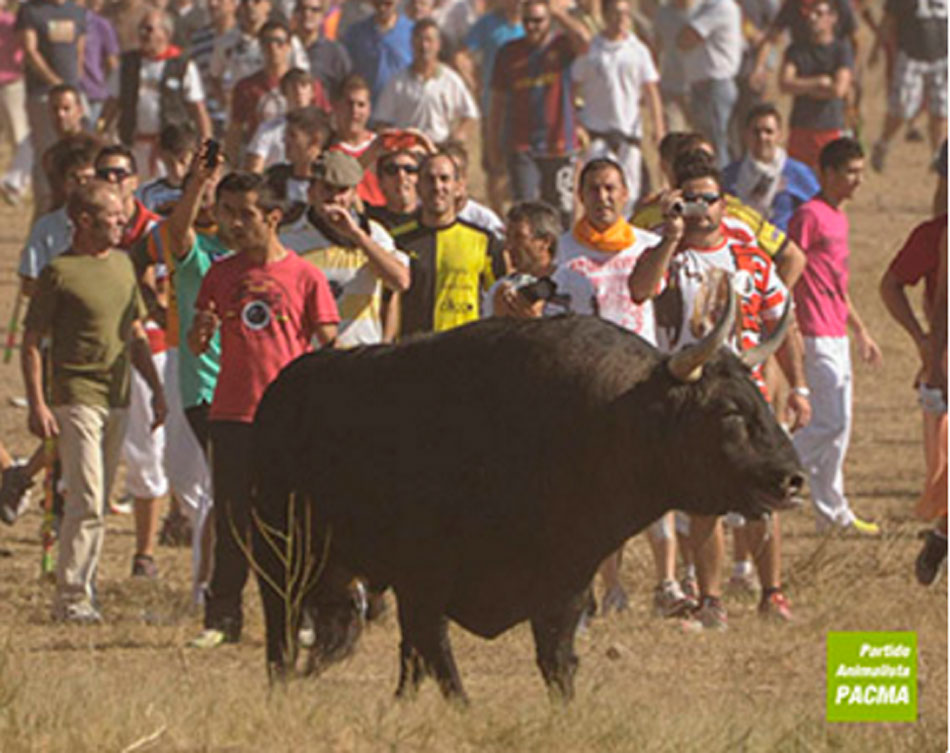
[
  {"xmin": 680, "ymin": 574, "xmax": 699, "ymax": 602},
  {"xmin": 0, "ymin": 463, "xmax": 34, "ymax": 525},
  {"xmin": 758, "ymin": 590, "xmax": 794, "ymax": 622},
  {"xmin": 915, "ymin": 530, "xmax": 948, "ymax": 586},
  {"xmin": 850, "ymin": 516, "xmax": 881, "ymax": 535},
  {"xmin": 131, "ymin": 553, "xmax": 158, "ymax": 578},
  {"xmin": 109, "ymin": 495, "xmax": 133, "ymax": 515},
  {"xmin": 905, "ymin": 126, "xmax": 925, "ymax": 143},
  {"xmin": 653, "ymin": 580, "xmax": 697, "ymax": 618},
  {"xmin": 692, "ymin": 596, "xmax": 728, "ymax": 631},
  {"xmin": 871, "ymin": 141, "xmax": 888, "ymax": 173},
  {"xmin": 189, "ymin": 628, "xmax": 228, "ymax": 649},
  {"xmin": 53, "ymin": 602, "xmax": 103, "ymax": 624},
  {"xmin": 600, "ymin": 583, "xmax": 630, "ymax": 615},
  {"xmin": 725, "ymin": 572, "xmax": 759, "ymax": 601}
]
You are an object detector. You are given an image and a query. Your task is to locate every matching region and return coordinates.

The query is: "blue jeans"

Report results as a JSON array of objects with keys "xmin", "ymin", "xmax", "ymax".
[{"xmin": 689, "ymin": 77, "xmax": 738, "ymax": 169}]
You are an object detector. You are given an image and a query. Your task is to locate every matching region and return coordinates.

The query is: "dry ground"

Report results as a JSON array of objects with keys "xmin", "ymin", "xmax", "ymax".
[{"xmin": 0, "ymin": 48, "xmax": 945, "ymax": 753}]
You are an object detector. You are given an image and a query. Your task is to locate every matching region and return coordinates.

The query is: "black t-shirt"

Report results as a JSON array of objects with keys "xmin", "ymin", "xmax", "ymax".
[
  {"xmin": 885, "ymin": 0, "xmax": 948, "ymax": 61},
  {"xmin": 775, "ymin": 0, "xmax": 856, "ymax": 44},
  {"xmin": 785, "ymin": 39, "xmax": 853, "ymax": 129},
  {"xmin": 15, "ymin": 0, "xmax": 86, "ymax": 95}
]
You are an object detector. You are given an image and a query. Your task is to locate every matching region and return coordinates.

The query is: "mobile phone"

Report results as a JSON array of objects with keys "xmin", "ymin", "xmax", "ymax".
[{"xmin": 205, "ymin": 139, "xmax": 220, "ymax": 168}]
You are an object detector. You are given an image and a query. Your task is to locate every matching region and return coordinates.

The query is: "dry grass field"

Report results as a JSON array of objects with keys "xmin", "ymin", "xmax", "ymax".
[{"xmin": 0, "ymin": 45, "xmax": 945, "ymax": 753}]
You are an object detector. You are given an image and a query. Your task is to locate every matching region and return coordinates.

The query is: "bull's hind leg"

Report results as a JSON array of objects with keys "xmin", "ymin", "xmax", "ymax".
[
  {"xmin": 395, "ymin": 641, "xmax": 425, "ymax": 698},
  {"xmin": 394, "ymin": 591, "xmax": 467, "ymax": 702},
  {"xmin": 529, "ymin": 588, "xmax": 589, "ymax": 702}
]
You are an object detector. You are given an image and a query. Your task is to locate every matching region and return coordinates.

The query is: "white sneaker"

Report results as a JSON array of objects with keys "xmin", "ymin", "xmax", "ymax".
[{"xmin": 53, "ymin": 602, "xmax": 103, "ymax": 624}]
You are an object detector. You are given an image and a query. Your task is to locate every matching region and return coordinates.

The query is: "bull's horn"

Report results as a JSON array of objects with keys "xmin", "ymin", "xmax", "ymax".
[
  {"xmin": 739, "ymin": 297, "xmax": 793, "ymax": 369},
  {"xmin": 667, "ymin": 274, "xmax": 736, "ymax": 383}
]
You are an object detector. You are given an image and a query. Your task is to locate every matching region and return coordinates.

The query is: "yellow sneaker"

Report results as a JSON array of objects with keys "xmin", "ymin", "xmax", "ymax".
[
  {"xmin": 188, "ymin": 628, "xmax": 227, "ymax": 649},
  {"xmin": 851, "ymin": 517, "xmax": 881, "ymax": 535}
]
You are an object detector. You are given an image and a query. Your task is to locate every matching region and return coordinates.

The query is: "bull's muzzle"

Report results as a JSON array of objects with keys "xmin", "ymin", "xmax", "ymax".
[{"xmin": 771, "ymin": 472, "xmax": 806, "ymax": 511}]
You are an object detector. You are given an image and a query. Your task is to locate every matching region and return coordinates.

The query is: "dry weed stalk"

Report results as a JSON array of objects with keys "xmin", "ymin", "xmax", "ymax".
[{"xmin": 226, "ymin": 492, "xmax": 332, "ymax": 669}]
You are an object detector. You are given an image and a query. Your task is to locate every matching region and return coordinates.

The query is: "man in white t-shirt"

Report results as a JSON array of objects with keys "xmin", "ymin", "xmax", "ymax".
[
  {"xmin": 374, "ymin": 18, "xmax": 479, "ymax": 144},
  {"xmin": 572, "ymin": 0, "xmax": 664, "ymax": 208},
  {"xmin": 105, "ymin": 9, "xmax": 210, "ymax": 180},
  {"xmin": 676, "ymin": 0, "xmax": 742, "ymax": 167},
  {"xmin": 280, "ymin": 151, "xmax": 410, "ymax": 347},
  {"xmin": 557, "ymin": 157, "xmax": 696, "ymax": 619},
  {"xmin": 485, "ymin": 199, "xmax": 596, "ymax": 318}
]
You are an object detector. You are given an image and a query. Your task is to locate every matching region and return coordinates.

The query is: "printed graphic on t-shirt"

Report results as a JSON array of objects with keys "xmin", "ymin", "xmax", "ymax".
[{"xmin": 47, "ymin": 19, "xmax": 76, "ymax": 43}]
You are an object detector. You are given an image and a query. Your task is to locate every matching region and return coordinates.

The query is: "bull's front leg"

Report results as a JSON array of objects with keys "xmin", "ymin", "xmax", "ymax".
[{"xmin": 529, "ymin": 587, "xmax": 589, "ymax": 702}]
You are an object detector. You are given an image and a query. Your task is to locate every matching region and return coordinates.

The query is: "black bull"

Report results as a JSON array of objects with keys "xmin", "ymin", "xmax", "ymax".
[{"xmin": 249, "ymin": 311, "xmax": 804, "ymax": 701}]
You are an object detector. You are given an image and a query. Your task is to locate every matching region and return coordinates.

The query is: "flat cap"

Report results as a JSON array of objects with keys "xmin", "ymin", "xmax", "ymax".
[{"xmin": 312, "ymin": 151, "xmax": 364, "ymax": 188}]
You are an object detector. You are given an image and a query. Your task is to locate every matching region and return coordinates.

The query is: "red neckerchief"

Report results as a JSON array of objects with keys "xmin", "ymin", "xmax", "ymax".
[{"xmin": 148, "ymin": 44, "xmax": 182, "ymax": 62}]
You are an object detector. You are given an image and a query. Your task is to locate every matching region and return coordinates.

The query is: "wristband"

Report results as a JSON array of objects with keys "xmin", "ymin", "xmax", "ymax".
[{"xmin": 791, "ymin": 386, "xmax": 810, "ymax": 397}]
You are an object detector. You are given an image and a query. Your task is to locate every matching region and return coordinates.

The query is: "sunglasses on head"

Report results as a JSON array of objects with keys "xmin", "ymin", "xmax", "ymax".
[
  {"xmin": 682, "ymin": 191, "xmax": 721, "ymax": 205},
  {"xmin": 96, "ymin": 166, "xmax": 133, "ymax": 182},
  {"xmin": 382, "ymin": 162, "xmax": 420, "ymax": 176}
]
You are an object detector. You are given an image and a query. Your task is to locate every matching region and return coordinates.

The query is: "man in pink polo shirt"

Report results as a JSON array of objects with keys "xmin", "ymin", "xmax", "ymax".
[{"xmin": 789, "ymin": 137, "xmax": 882, "ymax": 534}]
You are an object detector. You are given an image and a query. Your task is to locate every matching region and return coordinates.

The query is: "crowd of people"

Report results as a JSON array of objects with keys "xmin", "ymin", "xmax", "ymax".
[{"xmin": 0, "ymin": 0, "xmax": 944, "ymax": 642}]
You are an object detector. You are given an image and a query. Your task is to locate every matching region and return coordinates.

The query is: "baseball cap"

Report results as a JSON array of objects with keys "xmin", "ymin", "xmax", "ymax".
[{"xmin": 312, "ymin": 151, "xmax": 364, "ymax": 188}]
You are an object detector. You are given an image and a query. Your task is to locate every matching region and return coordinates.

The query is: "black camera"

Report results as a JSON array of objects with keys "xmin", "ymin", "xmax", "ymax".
[{"xmin": 518, "ymin": 277, "xmax": 558, "ymax": 303}]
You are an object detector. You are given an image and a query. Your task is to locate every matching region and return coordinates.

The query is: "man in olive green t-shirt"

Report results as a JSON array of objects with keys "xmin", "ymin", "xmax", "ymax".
[{"xmin": 21, "ymin": 181, "xmax": 168, "ymax": 624}]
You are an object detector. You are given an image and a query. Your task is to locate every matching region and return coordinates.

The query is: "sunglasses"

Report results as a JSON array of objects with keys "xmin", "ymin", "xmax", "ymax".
[
  {"xmin": 261, "ymin": 35, "xmax": 289, "ymax": 45},
  {"xmin": 297, "ymin": 4, "xmax": 323, "ymax": 12},
  {"xmin": 138, "ymin": 24, "xmax": 157, "ymax": 33},
  {"xmin": 682, "ymin": 192, "xmax": 721, "ymax": 205},
  {"xmin": 96, "ymin": 166, "xmax": 133, "ymax": 182},
  {"xmin": 381, "ymin": 162, "xmax": 420, "ymax": 176},
  {"xmin": 523, "ymin": 15, "xmax": 546, "ymax": 24}
]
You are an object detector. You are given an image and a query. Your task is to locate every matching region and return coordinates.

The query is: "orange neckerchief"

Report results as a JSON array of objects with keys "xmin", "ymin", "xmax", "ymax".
[{"xmin": 572, "ymin": 216, "xmax": 636, "ymax": 253}]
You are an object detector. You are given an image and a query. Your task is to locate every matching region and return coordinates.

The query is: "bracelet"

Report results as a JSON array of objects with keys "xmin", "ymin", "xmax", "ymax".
[{"xmin": 791, "ymin": 386, "xmax": 810, "ymax": 397}]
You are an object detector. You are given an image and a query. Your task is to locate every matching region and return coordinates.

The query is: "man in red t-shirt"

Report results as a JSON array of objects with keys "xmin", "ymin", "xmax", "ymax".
[
  {"xmin": 188, "ymin": 171, "xmax": 339, "ymax": 648},
  {"xmin": 227, "ymin": 19, "xmax": 328, "ymax": 165},
  {"xmin": 880, "ymin": 211, "xmax": 948, "ymax": 584}
]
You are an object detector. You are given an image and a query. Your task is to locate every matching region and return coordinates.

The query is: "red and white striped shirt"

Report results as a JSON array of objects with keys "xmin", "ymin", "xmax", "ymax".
[{"xmin": 655, "ymin": 226, "xmax": 789, "ymax": 394}]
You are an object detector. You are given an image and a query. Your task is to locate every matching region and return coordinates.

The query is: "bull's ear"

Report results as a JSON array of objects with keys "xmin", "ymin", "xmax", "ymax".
[
  {"xmin": 667, "ymin": 274, "xmax": 736, "ymax": 382},
  {"xmin": 739, "ymin": 298, "xmax": 793, "ymax": 370}
]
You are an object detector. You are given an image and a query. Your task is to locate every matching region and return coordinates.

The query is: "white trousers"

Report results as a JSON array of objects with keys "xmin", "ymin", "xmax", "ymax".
[
  {"xmin": 122, "ymin": 350, "xmax": 169, "ymax": 498},
  {"xmin": 162, "ymin": 348, "xmax": 214, "ymax": 588},
  {"xmin": 793, "ymin": 336, "xmax": 855, "ymax": 526},
  {"xmin": 0, "ymin": 79, "xmax": 33, "ymax": 194}
]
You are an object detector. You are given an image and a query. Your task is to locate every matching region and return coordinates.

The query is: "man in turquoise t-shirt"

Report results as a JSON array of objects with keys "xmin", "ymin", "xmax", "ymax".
[{"xmin": 131, "ymin": 145, "xmax": 231, "ymax": 598}]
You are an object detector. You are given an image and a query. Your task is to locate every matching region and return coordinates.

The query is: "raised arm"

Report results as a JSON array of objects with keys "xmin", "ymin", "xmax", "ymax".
[{"xmin": 628, "ymin": 191, "xmax": 684, "ymax": 302}]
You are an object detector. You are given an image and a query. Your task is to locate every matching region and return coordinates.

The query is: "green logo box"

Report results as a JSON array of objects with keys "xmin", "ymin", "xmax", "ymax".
[{"xmin": 826, "ymin": 631, "xmax": 917, "ymax": 722}]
